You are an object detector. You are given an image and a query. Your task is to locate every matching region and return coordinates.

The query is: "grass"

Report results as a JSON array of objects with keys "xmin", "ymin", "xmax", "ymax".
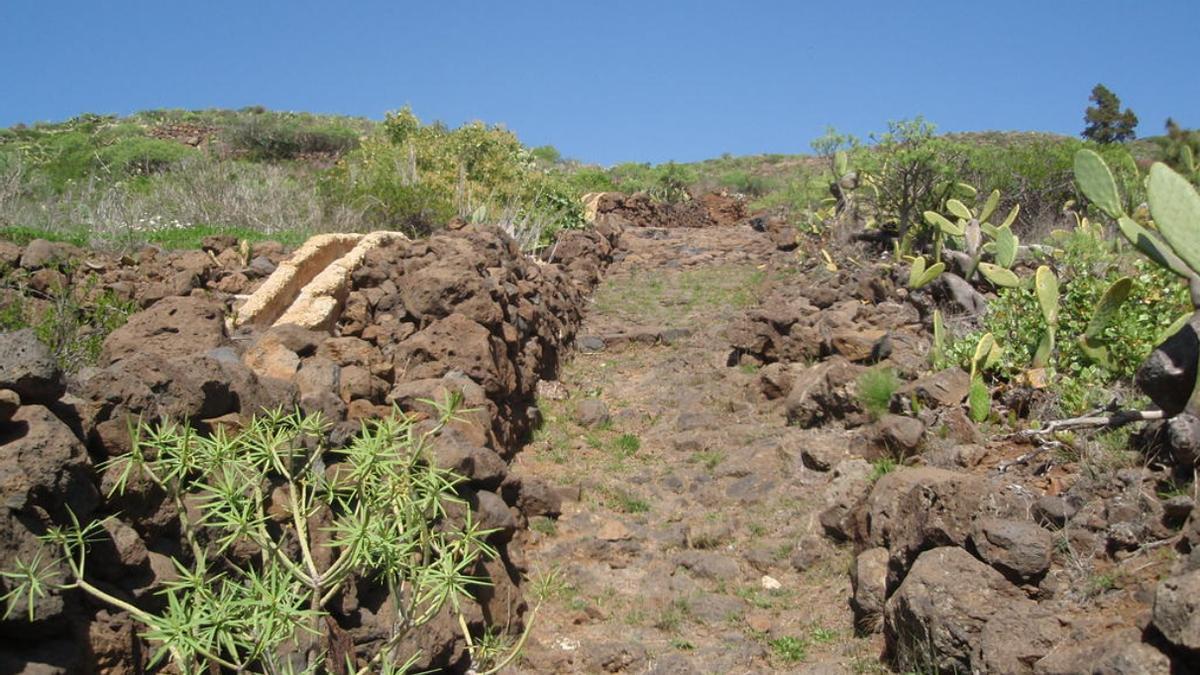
[
  {"xmin": 856, "ymin": 366, "xmax": 900, "ymax": 420},
  {"xmin": 869, "ymin": 457, "xmax": 898, "ymax": 482},
  {"xmin": 609, "ymin": 490, "xmax": 650, "ymax": 514},
  {"xmin": 690, "ymin": 450, "xmax": 725, "ymax": 471},
  {"xmin": 591, "ymin": 264, "xmax": 765, "ymax": 325},
  {"xmin": 768, "ymin": 636, "xmax": 809, "ymax": 663},
  {"xmin": 612, "ymin": 433, "xmax": 641, "ymax": 458},
  {"xmin": 529, "ymin": 517, "xmax": 557, "ymax": 537}
]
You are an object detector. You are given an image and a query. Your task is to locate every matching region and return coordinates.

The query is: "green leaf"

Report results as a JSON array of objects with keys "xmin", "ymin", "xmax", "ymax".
[
  {"xmin": 907, "ymin": 256, "xmax": 926, "ymax": 288},
  {"xmin": 1117, "ymin": 215, "xmax": 1192, "ymax": 278},
  {"xmin": 1035, "ymin": 265, "xmax": 1059, "ymax": 326},
  {"xmin": 1083, "ymin": 277, "xmax": 1132, "ymax": 339},
  {"xmin": 924, "ymin": 210, "xmax": 963, "ymax": 237},
  {"xmin": 1032, "ymin": 330, "xmax": 1055, "ymax": 369},
  {"xmin": 971, "ymin": 333, "xmax": 995, "ymax": 379},
  {"xmin": 994, "ymin": 226, "xmax": 1017, "ymax": 268},
  {"xmin": 1148, "ymin": 162, "xmax": 1200, "ymax": 277},
  {"xmin": 979, "ymin": 189, "xmax": 1001, "ymax": 224},
  {"xmin": 1159, "ymin": 311, "xmax": 1194, "ymax": 343},
  {"xmin": 835, "ymin": 150, "xmax": 848, "ymax": 177},
  {"xmin": 978, "ymin": 262, "xmax": 1020, "ymax": 288},
  {"xmin": 968, "ymin": 376, "xmax": 990, "ymax": 423},
  {"xmin": 946, "ymin": 199, "xmax": 972, "ymax": 220},
  {"xmin": 999, "ymin": 204, "xmax": 1020, "ymax": 229},
  {"xmin": 955, "ymin": 182, "xmax": 978, "ymax": 198},
  {"xmin": 1074, "ymin": 149, "xmax": 1124, "ymax": 218}
]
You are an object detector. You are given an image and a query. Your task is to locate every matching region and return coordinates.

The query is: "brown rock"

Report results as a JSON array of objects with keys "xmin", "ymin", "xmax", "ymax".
[
  {"xmin": 900, "ymin": 368, "xmax": 970, "ymax": 408},
  {"xmin": 885, "ymin": 547, "xmax": 1035, "ymax": 674},
  {"xmin": 100, "ymin": 296, "xmax": 226, "ymax": 365},
  {"xmin": 0, "ymin": 404, "xmax": 97, "ymax": 518},
  {"xmin": 970, "ymin": 517, "xmax": 1053, "ymax": 582},
  {"xmin": 831, "ymin": 328, "xmax": 889, "ymax": 363},
  {"xmin": 1152, "ymin": 569, "xmax": 1200, "ymax": 654},
  {"xmin": 0, "ymin": 389, "xmax": 19, "ymax": 424},
  {"xmin": 866, "ymin": 467, "xmax": 987, "ymax": 578},
  {"xmin": 851, "ymin": 547, "xmax": 889, "ymax": 635},
  {"xmin": 0, "ymin": 329, "xmax": 63, "ymax": 404}
]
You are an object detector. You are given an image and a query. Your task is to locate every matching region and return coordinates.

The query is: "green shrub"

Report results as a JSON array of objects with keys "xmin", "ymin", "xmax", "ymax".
[
  {"xmin": 0, "ymin": 268, "xmax": 136, "ymax": 373},
  {"xmin": 222, "ymin": 113, "xmax": 360, "ymax": 160},
  {"xmin": 718, "ymin": 170, "xmax": 772, "ymax": 196},
  {"xmin": 324, "ymin": 106, "xmax": 585, "ymax": 241},
  {"xmin": 944, "ymin": 230, "xmax": 1190, "ymax": 414},
  {"xmin": 857, "ymin": 366, "xmax": 900, "ymax": 420},
  {"xmin": 1, "ymin": 400, "xmax": 531, "ymax": 672},
  {"xmin": 98, "ymin": 136, "xmax": 196, "ymax": 176}
]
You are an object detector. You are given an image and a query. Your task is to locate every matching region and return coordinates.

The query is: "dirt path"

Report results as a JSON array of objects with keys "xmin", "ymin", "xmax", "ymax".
[{"xmin": 513, "ymin": 226, "xmax": 884, "ymax": 673}]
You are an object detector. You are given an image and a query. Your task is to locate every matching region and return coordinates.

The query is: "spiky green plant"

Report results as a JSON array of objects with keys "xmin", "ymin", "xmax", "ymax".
[
  {"xmin": 1075, "ymin": 149, "xmax": 1200, "ymax": 416},
  {"xmin": 922, "ymin": 188, "xmax": 1022, "ymax": 288},
  {"xmin": 1031, "ymin": 266, "xmax": 1060, "ymax": 368},
  {"xmin": 0, "ymin": 397, "xmax": 538, "ymax": 673},
  {"xmin": 1077, "ymin": 276, "xmax": 1132, "ymax": 368}
]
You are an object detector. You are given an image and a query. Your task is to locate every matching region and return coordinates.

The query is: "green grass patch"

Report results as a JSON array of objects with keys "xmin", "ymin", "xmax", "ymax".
[{"xmin": 856, "ymin": 366, "xmax": 900, "ymax": 420}]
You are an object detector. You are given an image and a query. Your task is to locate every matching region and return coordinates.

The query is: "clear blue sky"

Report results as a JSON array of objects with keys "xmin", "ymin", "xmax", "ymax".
[{"xmin": 2, "ymin": 0, "xmax": 1196, "ymax": 165}]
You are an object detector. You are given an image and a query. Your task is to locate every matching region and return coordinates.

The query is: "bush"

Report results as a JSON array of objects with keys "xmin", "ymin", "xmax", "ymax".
[
  {"xmin": 1, "ymin": 400, "xmax": 532, "ymax": 671},
  {"xmin": 223, "ymin": 113, "xmax": 360, "ymax": 160},
  {"xmin": 944, "ymin": 231, "xmax": 1190, "ymax": 414},
  {"xmin": 324, "ymin": 106, "xmax": 585, "ymax": 242},
  {"xmin": 857, "ymin": 366, "xmax": 900, "ymax": 420},
  {"xmin": 98, "ymin": 136, "xmax": 197, "ymax": 176},
  {"xmin": 0, "ymin": 268, "xmax": 136, "ymax": 373}
]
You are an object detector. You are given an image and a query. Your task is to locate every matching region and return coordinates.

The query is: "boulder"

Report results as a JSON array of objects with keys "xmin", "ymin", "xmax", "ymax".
[
  {"xmin": 884, "ymin": 547, "xmax": 1035, "ymax": 674},
  {"xmin": 818, "ymin": 459, "xmax": 873, "ymax": 541},
  {"xmin": 851, "ymin": 547, "xmax": 889, "ymax": 635},
  {"xmin": 392, "ymin": 314, "xmax": 515, "ymax": 397},
  {"xmin": 100, "ymin": 296, "xmax": 227, "ymax": 365},
  {"xmin": 866, "ymin": 467, "xmax": 987, "ymax": 578},
  {"xmin": 1136, "ymin": 311, "xmax": 1198, "ymax": 417},
  {"xmin": 830, "ymin": 328, "xmax": 890, "ymax": 363},
  {"xmin": 969, "ymin": 517, "xmax": 1053, "ymax": 583},
  {"xmin": 1152, "ymin": 568, "xmax": 1200, "ymax": 654},
  {"xmin": 0, "ymin": 329, "xmax": 63, "ymax": 405},
  {"xmin": 0, "ymin": 404, "xmax": 97, "ymax": 518},
  {"xmin": 899, "ymin": 368, "xmax": 970, "ymax": 409},
  {"xmin": 785, "ymin": 357, "xmax": 866, "ymax": 428},
  {"xmin": 0, "ymin": 389, "xmax": 17, "ymax": 424},
  {"xmin": 936, "ymin": 272, "xmax": 988, "ymax": 317},
  {"xmin": 872, "ymin": 414, "xmax": 926, "ymax": 459},
  {"xmin": 1034, "ymin": 630, "xmax": 1171, "ymax": 674},
  {"xmin": 574, "ymin": 399, "xmax": 611, "ymax": 428}
]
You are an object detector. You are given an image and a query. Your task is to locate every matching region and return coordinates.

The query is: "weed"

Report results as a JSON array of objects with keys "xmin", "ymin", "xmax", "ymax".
[
  {"xmin": 691, "ymin": 450, "xmax": 725, "ymax": 471},
  {"xmin": 870, "ymin": 458, "xmax": 898, "ymax": 482},
  {"xmin": 768, "ymin": 636, "xmax": 809, "ymax": 663},
  {"xmin": 612, "ymin": 433, "xmax": 641, "ymax": 458},
  {"xmin": 610, "ymin": 491, "xmax": 650, "ymax": 514},
  {"xmin": 808, "ymin": 626, "xmax": 838, "ymax": 645},
  {"xmin": 529, "ymin": 517, "xmax": 557, "ymax": 537},
  {"xmin": 857, "ymin": 367, "xmax": 900, "ymax": 420},
  {"xmin": 655, "ymin": 598, "xmax": 690, "ymax": 632},
  {"xmin": 669, "ymin": 638, "xmax": 695, "ymax": 650}
]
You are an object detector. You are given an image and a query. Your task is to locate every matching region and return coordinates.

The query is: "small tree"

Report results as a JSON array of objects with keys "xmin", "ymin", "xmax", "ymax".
[{"xmin": 1082, "ymin": 84, "xmax": 1138, "ymax": 144}]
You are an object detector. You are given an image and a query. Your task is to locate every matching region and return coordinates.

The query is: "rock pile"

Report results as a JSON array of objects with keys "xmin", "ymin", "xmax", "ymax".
[
  {"xmin": 0, "ymin": 219, "xmax": 620, "ymax": 672},
  {"xmin": 730, "ymin": 251, "xmax": 1200, "ymax": 672}
]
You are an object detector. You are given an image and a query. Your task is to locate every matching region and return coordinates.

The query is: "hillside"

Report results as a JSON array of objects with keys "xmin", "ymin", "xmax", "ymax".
[{"xmin": 3, "ymin": 108, "xmax": 1200, "ymax": 673}]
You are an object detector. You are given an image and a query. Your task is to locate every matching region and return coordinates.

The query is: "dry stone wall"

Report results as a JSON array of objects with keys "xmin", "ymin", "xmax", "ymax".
[{"xmin": 0, "ymin": 219, "xmax": 619, "ymax": 672}]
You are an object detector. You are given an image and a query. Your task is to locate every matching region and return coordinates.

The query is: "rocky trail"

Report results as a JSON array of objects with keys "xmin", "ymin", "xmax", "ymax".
[
  {"xmin": 4, "ymin": 191, "xmax": 1200, "ymax": 674},
  {"xmin": 513, "ymin": 225, "xmax": 881, "ymax": 673}
]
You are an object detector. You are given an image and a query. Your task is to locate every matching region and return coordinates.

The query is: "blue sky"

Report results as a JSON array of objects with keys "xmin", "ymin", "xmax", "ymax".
[{"xmin": 2, "ymin": 1, "xmax": 1196, "ymax": 165}]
